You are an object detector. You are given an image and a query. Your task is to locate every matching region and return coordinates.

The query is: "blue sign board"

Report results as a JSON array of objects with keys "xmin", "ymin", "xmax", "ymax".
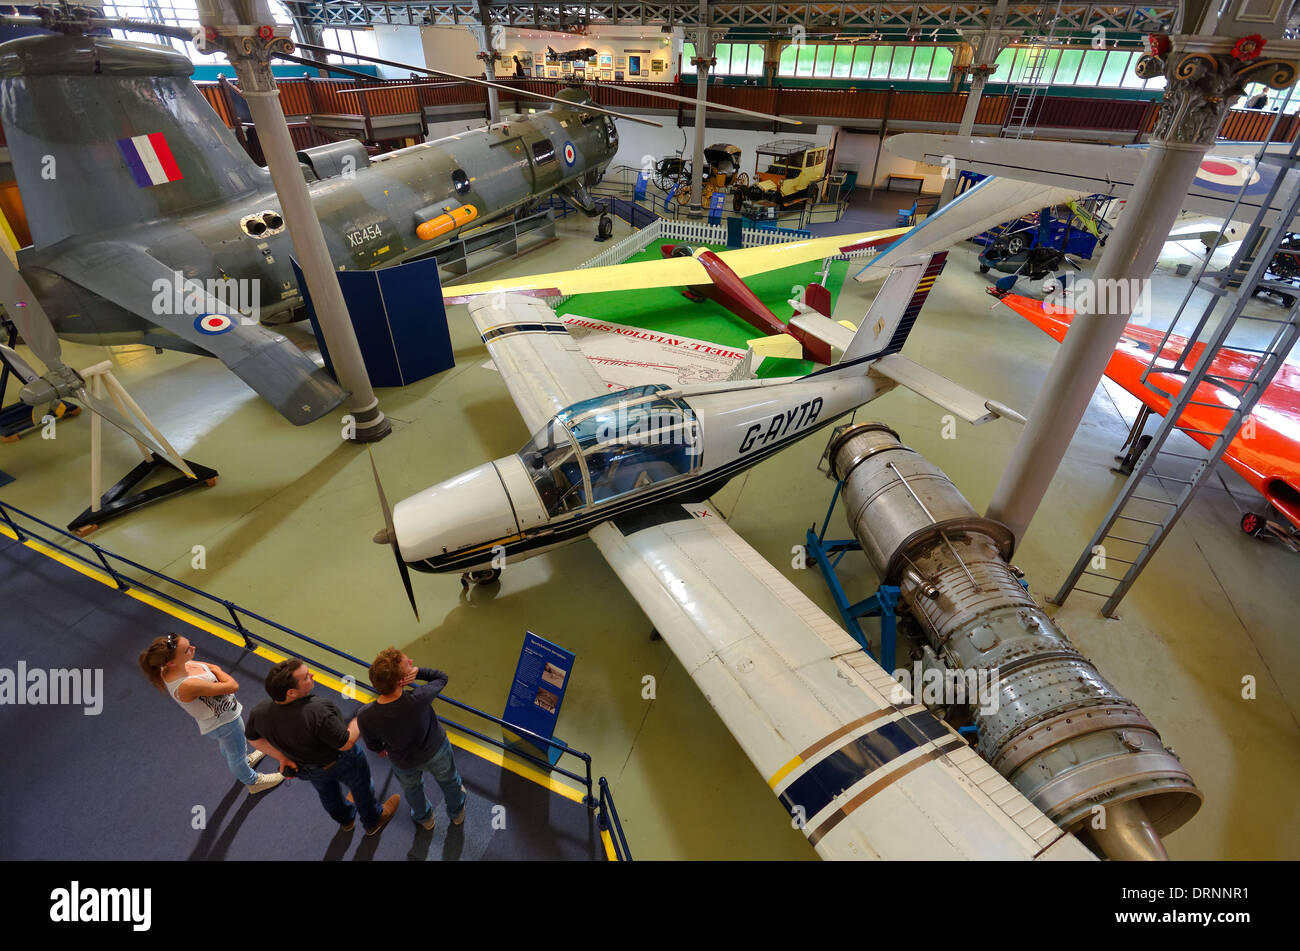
[
  {"xmin": 292, "ymin": 255, "xmax": 454, "ymax": 388},
  {"xmin": 503, "ymin": 631, "xmax": 575, "ymax": 764}
]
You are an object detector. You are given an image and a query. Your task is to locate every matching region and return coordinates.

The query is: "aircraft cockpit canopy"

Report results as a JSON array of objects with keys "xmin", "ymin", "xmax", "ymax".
[{"xmin": 519, "ymin": 385, "xmax": 701, "ymax": 516}]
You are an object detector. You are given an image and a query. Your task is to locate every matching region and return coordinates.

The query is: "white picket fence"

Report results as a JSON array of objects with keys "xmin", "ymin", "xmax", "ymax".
[{"xmin": 547, "ymin": 216, "xmax": 816, "ymax": 308}]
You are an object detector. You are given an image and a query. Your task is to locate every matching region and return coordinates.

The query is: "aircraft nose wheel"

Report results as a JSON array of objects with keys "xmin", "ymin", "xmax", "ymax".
[
  {"xmin": 460, "ymin": 568, "xmax": 502, "ymax": 588},
  {"xmin": 1241, "ymin": 512, "xmax": 1266, "ymax": 537}
]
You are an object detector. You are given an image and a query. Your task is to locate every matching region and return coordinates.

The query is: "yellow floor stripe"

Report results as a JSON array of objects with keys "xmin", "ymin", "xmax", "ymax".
[{"xmin": 2, "ymin": 521, "xmax": 588, "ymax": 805}]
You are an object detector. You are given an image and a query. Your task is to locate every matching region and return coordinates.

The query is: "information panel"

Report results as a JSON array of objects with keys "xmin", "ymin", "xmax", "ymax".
[{"xmin": 502, "ymin": 631, "xmax": 574, "ymax": 763}]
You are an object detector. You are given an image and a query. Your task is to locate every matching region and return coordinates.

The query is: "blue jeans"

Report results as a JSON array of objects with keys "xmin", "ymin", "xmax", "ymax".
[
  {"xmin": 209, "ymin": 716, "xmax": 258, "ymax": 786},
  {"xmin": 391, "ymin": 738, "xmax": 466, "ymax": 823},
  {"xmin": 297, "ymin": 746, "xmax": 382, "ymax": 828}
]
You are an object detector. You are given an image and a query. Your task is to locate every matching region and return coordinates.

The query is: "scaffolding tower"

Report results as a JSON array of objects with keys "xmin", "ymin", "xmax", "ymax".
[{"xmin": 1052, "ymin": 123, "xmax": 1300, "ymax": 616}]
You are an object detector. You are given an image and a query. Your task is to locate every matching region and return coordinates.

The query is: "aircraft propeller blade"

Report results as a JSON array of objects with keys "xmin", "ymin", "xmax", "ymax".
[
  {"xmin": 368, "ymin": 449, "xmax": 420, "ymax": 620},
  {"xmin": 291, "ymin": 42, "xmax": 664, "ymax": 129},
  {"xmin": 273, "ymin": 52, "xmax": 459, "ymax": 90}
]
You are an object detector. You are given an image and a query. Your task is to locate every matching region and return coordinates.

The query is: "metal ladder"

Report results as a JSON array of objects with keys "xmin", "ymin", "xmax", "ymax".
[
  {"xmin": 1052, "ymin": 131, "xmax": 1300, "ymax": 616},
  {"xmin": 1000, "ymin": 1, "xmax": 1062, "ymax": 139}
]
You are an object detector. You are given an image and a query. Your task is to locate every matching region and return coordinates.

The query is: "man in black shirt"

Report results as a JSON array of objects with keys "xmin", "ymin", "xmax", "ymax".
[
  {"xmin": 247, "ymin": 659, "xmax": 399, "ymax": 836},
  {"xmin": 358, "ymin": 649, "xmax": 466, "ymax": 831}
]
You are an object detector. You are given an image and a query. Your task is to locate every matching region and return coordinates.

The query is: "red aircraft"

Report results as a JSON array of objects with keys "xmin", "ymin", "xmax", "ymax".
[{"xmin": 1000, "ymin": 293, "xmax": 1300, "ymax": 549}]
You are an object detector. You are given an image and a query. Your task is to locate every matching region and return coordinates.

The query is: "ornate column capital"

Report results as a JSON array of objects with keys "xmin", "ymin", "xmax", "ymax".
[
  {"xmin": 1138, "ymin": 34, "xmax": 1299, "ymax": 147},
  {"xmin": 200, "ymin": 24, "xmax": 294, "ymax": 93}
]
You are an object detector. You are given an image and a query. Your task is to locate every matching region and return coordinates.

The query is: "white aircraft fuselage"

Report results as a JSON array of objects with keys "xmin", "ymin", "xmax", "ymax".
[{"xmin": 395, "ymin": 370, "xmax": 888, "ymax": 573}]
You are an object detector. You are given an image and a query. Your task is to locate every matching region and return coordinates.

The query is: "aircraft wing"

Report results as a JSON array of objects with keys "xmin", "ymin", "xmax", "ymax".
[
  {"xmin": 1001, "ymin": 293, "xmax": 1300, "ymax": 530},
  {"xmin": 854, "ymin": 176, "xmax": 1091, "ymax": 280},
  {"xmin": 41, "ymin": 241, "xmax": 347, "ymax": 425},
  {"xmin": 446, "ymin": 229, "xmax": 908, "ymax": 304},
  {"xmin": 588, "ymin": 501, "xmax": 1092, "ymax": 860},
  {"xmin": 886, "ymin": 133, "xmax": 1296, "ymax": 227},
  {"xmin": 468, "ymin": 293, "xmax": 608, "ymax": 434}
]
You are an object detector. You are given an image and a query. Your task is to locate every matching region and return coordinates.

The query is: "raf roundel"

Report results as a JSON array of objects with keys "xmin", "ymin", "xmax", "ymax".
[
  {"xmin": 195, "ymin": 313, "xmax": 234, "ymax": 335},
  {"xmin": 563, "ymin": 141, "xmax": 576, "ymax": 166},
  {"xmin": 1195, "ymin": 157, "xmax": 1265, "ymax": 195}
]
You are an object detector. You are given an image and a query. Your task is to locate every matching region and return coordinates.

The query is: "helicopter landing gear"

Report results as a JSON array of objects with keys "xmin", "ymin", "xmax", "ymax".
[{"xmin": 595, "ymin": 213, "xmax": 613, "ymax": 242}]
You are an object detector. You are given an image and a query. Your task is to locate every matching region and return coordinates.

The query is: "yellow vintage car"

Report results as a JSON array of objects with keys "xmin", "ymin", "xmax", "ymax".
[{"xmin": 745, "ymin": 139, "xmax": 829, "ymax": 207}]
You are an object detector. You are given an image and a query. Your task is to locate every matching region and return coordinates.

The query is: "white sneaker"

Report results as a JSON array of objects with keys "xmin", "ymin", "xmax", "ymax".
[
  {"xmin": 247, "ymin": 750, "xmax": 265, "ymax": 768},
  {"xmin": 247, "ymin": 772, "xmax": 284, "ymax": 794}
]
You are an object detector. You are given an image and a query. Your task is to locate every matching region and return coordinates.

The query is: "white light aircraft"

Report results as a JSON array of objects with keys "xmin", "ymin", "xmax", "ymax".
[{"xmin": 369, "ymin": 252, "xmax": 1090, "ymax": 860}]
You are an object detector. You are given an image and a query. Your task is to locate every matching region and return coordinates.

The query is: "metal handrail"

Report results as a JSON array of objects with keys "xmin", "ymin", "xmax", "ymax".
[
  {"xmin": 598, "ymin": 777, "xmax": 633, "ymax": 860},
  {"xmin": 0, "ymin": 498, "xmax": 625, "ymax": 847}
]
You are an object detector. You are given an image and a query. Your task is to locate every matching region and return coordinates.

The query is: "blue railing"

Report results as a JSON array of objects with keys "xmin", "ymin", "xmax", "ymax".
[{"xmin": 0, "ymin": 498, "xmax": 631, "ymax": 859}]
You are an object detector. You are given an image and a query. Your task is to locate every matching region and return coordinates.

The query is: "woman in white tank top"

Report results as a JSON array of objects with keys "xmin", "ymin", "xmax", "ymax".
[{"xmin": 139, "ymin": 633, "xmax": 284, "ymax": 794}]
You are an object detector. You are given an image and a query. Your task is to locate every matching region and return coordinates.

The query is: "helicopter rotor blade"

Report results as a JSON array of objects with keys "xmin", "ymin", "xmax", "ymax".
[
  {"xmin": 273, "ymin": 52, "xmax": 458, "ymax": 89},
  {"xmin": 596, "ymin": 82, "xmax": 803, "ymax": 126},
  {"xmin": 0, "ymin": 252, "xmax": 64, "ymax": 370},
  {"xmin": 291, "ymin": 42, "xmax": 663, "ymax": 129}
]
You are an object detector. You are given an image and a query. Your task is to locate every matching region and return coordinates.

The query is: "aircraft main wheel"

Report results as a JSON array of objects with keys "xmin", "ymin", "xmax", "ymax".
[
  {"xmin": 1007, "ymin": 235, "xmax": 1026, "ymax": 255},
  {"xmin": 1242, "ymin": 512, "xmax": 1267, "ymax": 537},
  {"xmin": 596, "ymin": 214, "xmax": 613, "ymax": 240},
  {"xmin": 979, "ymin": 264, "xmax": 990, "ymax": 273},
  {"xmin": 464, "ymin": 568, "xmax": 501, "ymax": 585}
]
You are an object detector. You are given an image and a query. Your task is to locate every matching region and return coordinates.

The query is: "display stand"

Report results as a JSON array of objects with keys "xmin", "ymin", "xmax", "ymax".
[
  {"xmin": 66, "ymin": 363, "xmax": 216, "ymax": 537},
  {"xmin": 803, "ymin": 479, "xmax": 899, "ymax": 664}
]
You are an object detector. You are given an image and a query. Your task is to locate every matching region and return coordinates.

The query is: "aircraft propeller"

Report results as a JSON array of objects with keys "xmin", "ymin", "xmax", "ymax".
[{"xmin": 368, "ymin": 449, "xmax": 420, "ymax": 620}]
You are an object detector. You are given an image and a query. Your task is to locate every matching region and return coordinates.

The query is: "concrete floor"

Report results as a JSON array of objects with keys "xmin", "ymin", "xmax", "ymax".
[{"xmin": 3, "ymin": 214, "xmax": 1298, "ymax": 860}]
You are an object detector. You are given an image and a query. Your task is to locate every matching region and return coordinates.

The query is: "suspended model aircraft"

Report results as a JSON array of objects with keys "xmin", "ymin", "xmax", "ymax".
[
  {"xmin": 443, "ymin": 228, "xmax": 910, "ymax": 362},
  {"xmin": 364, "ymin": 253, "xmax": 1091, "ymax": 860},
  {"xmin": 1001, "ymin": 293, "xmax": 1300, "ymax": 550}
]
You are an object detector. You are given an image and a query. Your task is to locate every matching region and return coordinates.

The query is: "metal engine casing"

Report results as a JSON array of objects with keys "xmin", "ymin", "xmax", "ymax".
[{"xmin": 826, "ymin": 423, "xmax": 1201, "ymax": 840}]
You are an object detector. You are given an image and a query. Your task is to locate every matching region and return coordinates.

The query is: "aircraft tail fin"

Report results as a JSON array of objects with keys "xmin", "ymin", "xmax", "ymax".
[
  {"xmin": 2, "ymin": 34, "xmax": 265, "ymax": 249},
  {"xmin": 841, "ymin": 251, "xmax": 946, "ymax": 364}
]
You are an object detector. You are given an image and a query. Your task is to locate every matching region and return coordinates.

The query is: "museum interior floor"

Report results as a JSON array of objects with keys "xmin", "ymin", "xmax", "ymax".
[{"xmin": 3, "ymin": 216, "xmax": 1297, "ymax": 860}]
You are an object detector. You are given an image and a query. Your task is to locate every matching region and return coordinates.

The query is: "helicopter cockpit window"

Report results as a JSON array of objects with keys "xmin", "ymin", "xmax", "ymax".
[
  {"xmin": 557, "ymin": 386, "xmax": 700, "ymax": 504},
  {"xmin": 533, "ymin": 140, "xmax": 557, "ymax": 165},
  {"xmin": 518, "ymin": 421, "xmax": 587, "ymax": 516}
]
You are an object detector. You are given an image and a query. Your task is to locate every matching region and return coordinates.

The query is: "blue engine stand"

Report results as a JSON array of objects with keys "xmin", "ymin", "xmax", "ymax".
[{"xmin": 804, "ymin": 479, "xmax": 899, "ymax": 666}]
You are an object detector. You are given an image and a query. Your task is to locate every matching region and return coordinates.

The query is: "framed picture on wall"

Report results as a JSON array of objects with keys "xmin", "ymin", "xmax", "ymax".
[
  {"xmin": 651, "ymin": 59, "xmax": 665, "ymax": 72},
  {"xmin": 561, "ymin": 61, "xmax": 572, "ymax": 74},
  {"xmin": 572, "ymin": 64, "xmax": 585, "ymax": 77},
  {"xmin": 535, "ymin": 64, "xmax": 545, "ymax": 77},
  {"xmin": 616, "ymin": 56, "xmax": 626, "ymax": 67},
  {"xmin": 628, "ymin": 55, "xmax": 641, "ymax": 75},
  {"xmin": 546, "ymin": 65, "xmax": 560, "ymax": 78},
  {"xmin": 601, "ymin": 68, "xmax": 613, "ymax": 81},
  {"xmin": 614, "ymin": 70, "xmax": 624, "ymax": 81},
  {"xmin": 598, "ymin": 54, "xmax": 612, "ymax": 67}
]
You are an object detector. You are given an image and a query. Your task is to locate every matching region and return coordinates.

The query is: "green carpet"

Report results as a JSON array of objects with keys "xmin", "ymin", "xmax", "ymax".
[{"xmin": 560, "ymin": 239, "xmax": 851, "ymax": 379}]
